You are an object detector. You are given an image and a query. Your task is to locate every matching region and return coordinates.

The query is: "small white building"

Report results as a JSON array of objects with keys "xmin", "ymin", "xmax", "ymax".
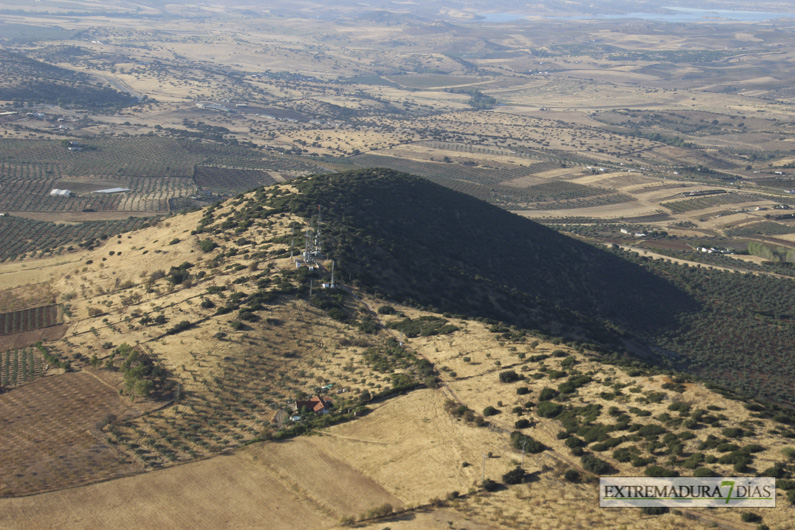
[
  {"xmin": 92, "ymin": 188, "xmax": 131, "ymax": 194},
  {"xmin": 50, "ymin": 189, "xmax": 73, "ymax": 197}
]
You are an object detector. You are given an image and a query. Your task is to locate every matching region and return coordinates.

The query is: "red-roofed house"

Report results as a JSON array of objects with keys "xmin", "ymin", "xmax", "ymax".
[{"xmin": 293, "ymin": 395, "xmax": 332, "ymax": 415}]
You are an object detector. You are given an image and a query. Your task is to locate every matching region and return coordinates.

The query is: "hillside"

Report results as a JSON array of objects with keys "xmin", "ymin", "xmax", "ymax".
[
  {"xmin": 0, "ymin": 170, "xmax": 793, "ymax": 529},
  {"xmin": 236, "ymin": 169, "xmax": 697, "ymax": 341},
  {"xmin": 222, "ymin": 169, "xmax": 794, "ymax": 403}
]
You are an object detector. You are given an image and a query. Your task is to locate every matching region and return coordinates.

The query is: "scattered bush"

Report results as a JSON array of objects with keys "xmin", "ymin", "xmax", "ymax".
[
  {"xmin": 693, "ymin": 467, "xmax": 718, "ymax": 477},
  {"xmin": 482, "ymin": 479, "xmax": 501, "ymax": 492},
  {"xmin": 510, "ymin": 431, "xmax": 546, "ymax": 453},
  {"xmin": 539, "ymin": 387, "xmax": 558, "ymax": 401},
  {"xmin": 581, "ymin": 454, "xmax": 614, "ymax": 475},
  {"xmin": 199, "ymin": 239, "xmax": 218, "ymax": 252},
  {"xmin": 644, "ymin": 465, "xmax": 678, "ymax": 477},
  {"xmin": 537, "ymin": 401, "xmax": 563, "ymax": 418},
  {"xmin": 166, "ymin": 320, "xmax": 193, "ymax": 335},
  {"xmin": 502, "ymin": 467, "xmax": 526, "ymax": 485},
  {"xmin": 200, "ymin": 298, "xmax": 215, "ymax": 309},
  {"xmin": 499, "ymin": 370, "xmax": 521, "ymax": 383},
  {"xmin": 483, "ymin": 406, "xmax": 500, "ymax": 417}
]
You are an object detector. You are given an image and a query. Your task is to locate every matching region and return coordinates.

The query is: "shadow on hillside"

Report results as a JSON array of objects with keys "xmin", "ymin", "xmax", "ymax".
[{"xmin": 281, "ymin": 169, "xmax": 700, "ymax": 348}]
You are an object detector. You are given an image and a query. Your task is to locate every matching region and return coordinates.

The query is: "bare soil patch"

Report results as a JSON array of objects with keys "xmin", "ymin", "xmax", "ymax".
[{"xmin": 0, "ymin": 323, "xmax": 67, "ymax": 350}]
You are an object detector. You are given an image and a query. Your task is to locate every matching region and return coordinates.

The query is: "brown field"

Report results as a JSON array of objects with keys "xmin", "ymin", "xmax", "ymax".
[
  {"xmin": 0, "ymin": 370, "xmax": 141, "ymax": 498},
  {"xmin": 0, "ymin": 324, "xmax": 67, "ymax": 350}
]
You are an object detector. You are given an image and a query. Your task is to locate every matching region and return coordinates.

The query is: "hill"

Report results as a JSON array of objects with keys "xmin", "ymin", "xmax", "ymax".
[
  {"xmin": 0, "ymin": 170, "xmax": 793, "ymax": 529},
  {"xmin": 218, "ymin": 169, "xmax": 794, "ymax": 403},
  {"xmin": 232, "ymin": 169, "xmax": 696, "ymax": 342}
]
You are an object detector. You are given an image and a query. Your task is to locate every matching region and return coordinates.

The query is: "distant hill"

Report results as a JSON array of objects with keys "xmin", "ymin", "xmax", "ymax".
[{"xmin": 0, "ymin": 50, "xmax": 137, "ymax": 109}]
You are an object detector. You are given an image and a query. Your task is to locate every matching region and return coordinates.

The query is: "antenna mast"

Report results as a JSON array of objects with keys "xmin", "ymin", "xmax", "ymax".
[{"xmin": 313, "ymin": 205, "xmax": 322, "ymax": 258}]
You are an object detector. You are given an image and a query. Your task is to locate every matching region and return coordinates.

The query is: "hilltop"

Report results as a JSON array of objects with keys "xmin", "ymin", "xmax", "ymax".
[
  {"xmin": 0, "ymin": 170, "xmax": 793, "ymax": 529},
  {"xmin": 220, "ymin": 169, "xmax": 795, "ymax": 404}
]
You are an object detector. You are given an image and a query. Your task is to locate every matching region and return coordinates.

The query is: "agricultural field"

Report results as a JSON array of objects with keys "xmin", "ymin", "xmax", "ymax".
[
  {"xmin": 0, "ymin": 214, "xmax": 154, "ymax": 262},
  {"xmin": 0, "ymin": 304, "xmax": 59, "ymax": 335},
  {"xmin": 0, "ymin": 370, "xmax": 142, "ymax": 497},
  {"xmin": 0, "ymin": 347, "xmax": 43, "ymax": 388}
]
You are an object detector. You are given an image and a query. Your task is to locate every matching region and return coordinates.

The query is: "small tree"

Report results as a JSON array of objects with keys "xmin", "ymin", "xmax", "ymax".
[
  {"xmin": 502, "ymin": 467, "xmax": 526, "ymax": 485},
  {"xmin": 482, "ymin": 478, "xmax": 501, "ymax": 492},
  {"xmin": 499, "ymin": 370, "xmax": 521, "ymax": 383}
]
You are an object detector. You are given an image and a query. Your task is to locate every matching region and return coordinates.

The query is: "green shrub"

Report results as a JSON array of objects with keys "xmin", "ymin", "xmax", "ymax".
[
  {"xmin": 716, "ymin": 443, "xmax": 740, "ymax": 453},
  {"xmin": 499, "ymin": 370, "xmax": 521, "ymax": 383},
  {"xmin": 199, "ymin": 239, "xmax": 218, "ymax": 252},
  {"xmin": 741, "ymin": 512, "xmax": 761, "ymax": 523},
  {"xmin": 692, "ymin": 467, "xmax": 718, "ymax": 477},
  {"xmin": 166, "ymin": 320, "xmax": 193, "ymax": 334},
  {"xmin": 667, "ymin": 401, "xmax": 691, "ymax": 415},
  {"xmin": 760, "ymin": 464, "xmax": 787, "ymax": 478},
  {"xmin": 683, "ymin": 453, "xmax": 704, "ymax": 469},
  {"xmin": 558, "ymin": 381, "xmax": 576, "ymax": 394},
  {"xmin": 200, "ymin": 298, "xmax": 215, "ymax": 309},
  {"xmin": 565, "ymin": 436, "xmax": 584, "ymax": 448},
  {"xmin": 637, "ymin": 424, "xmax": 667, "ymax": 438},
  {"xmin": 591, "ymin": 437, "xmax": 625, "ymax": 452},
  {"xmin": 564, "ymin": 469, "xmax": 580, "ymax": 483},
  {"xmin": 510, "ymin": 431, "xmax": 545, "ymax": 453},
  {"xmin": 631, "ymin": 456, "xmax": 654, "ymax": 467},
  {"xmin": 641, "ymin": 507, "xmax": 669, "ymax": 515},
  {"xmin": 539, "ymin": 387, "xmax": 558, "ymax": 401},
  {"xmin": 482, "ymin": 479, "xmax": 501, "ymax": 492},
  {"xmin": 537, "ymin": 401, "xmax": 563, "ymax": 418},
  {"xmin": 612, "ymin": 447, "xmax": 637, "ymax": 463},
  {"xmin": 502, "ymin": 467, "xmax": 526, "ymax": 485},
  {"xmin": 483, "ymin": 406, "xmax": 500, "ymax": 417},
  {"xmin": 644, "ymin": 465, "xmax": 678, "ymax": 477},
  {"xmin": 581, "ymin": 454, "xmax": 614, "ymax": 475},
  {"xmin": 722, "ymin": 427, "xmax": 745, "ymax": 439}
]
